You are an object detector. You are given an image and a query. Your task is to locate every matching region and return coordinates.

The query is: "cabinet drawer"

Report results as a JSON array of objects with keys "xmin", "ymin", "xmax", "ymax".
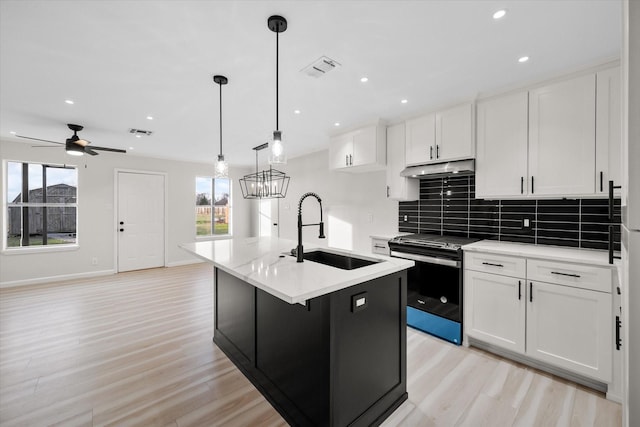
[
  {"xmin": 464, "ymin": 251, "xmax": 526, "ymax": 278},
  {"xmin": 527, "ymin": 259, "xmax": 612, "ymax": 293},
  {"xmin": 371, "ymin": 238, "xmax": 390, "ymax": 255}
]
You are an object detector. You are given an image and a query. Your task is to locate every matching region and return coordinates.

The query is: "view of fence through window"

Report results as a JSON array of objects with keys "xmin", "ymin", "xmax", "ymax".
[
  {"xmin": 6, "ymin": 161, "xmax": 78, "ymax": 248},
  {"xmin": 195, "ymin": 177, "xmax": 231, "ymax": 236}
]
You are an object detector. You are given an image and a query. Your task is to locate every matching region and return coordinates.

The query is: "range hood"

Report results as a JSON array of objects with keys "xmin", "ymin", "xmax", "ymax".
[{"xmin": 400, "ymin": 159, "xmax": 475, "ymax": 178}]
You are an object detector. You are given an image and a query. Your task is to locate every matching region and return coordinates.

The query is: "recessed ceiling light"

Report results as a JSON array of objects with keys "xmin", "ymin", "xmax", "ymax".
[
  {"xmin": 493, "ymin": 9, "xmax": 507, "ymax": 20},
  {"xmin": 10, "ymin": 131, "xmax": 16, "ymax": 135},
  {"xmin": 334, "ymin": 122, "xmax": 340, "ymax": 127},
  {"xmin": 129, "ymin": 146, "xmax": 134, "ymax": 150},
  {"xmin": 135, "ymin": 134, "xmax": 142, "ymax": 138},
  {"xmin": 360, "ymin": 77, "xmax": 368, "ymax": 83},
  {"xmin": 518, "ymin": 56, "xmax": 530, "ymax": 63},
  {"xmin": 401, "ymin": 99, "xmax": 408, "ymax": 104},
  {"xmin": 294, "ymin": 109, "xmax": 301, "ymax": 114},
  {"xmin": 146, "ymin": 116, "xmax": 153, "ymax": 120},
  {"xmin": 65, "ymin": 99, "xmax": 74, "ymax": 105}
]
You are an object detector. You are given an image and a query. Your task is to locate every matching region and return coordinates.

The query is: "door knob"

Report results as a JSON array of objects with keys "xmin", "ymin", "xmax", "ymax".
[
  {"xmin": 119, "ymin": 221, "xmax": 124, "ymax": 225},
  {"xmin": 119, "ymin": 228, "xmax": 124, "ymax": 232}
]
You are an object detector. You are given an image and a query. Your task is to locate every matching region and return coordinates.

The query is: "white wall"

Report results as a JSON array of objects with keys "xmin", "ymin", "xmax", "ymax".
[
  {"xmin": 0, "ymin": 139, "xmax": 253, "ymax": 287},
  {"xmin": 274, "ymin": 149, "xmax": 399, "ymax": 253}
]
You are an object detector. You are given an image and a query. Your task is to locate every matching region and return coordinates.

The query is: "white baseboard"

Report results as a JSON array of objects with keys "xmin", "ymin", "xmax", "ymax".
[
  {"xmin": 167, "ymin": 259, "xmax": 204, "ymax": 268},
  {"xmin": 0, "ymin": 269, "xmax": 116, "ymax": 289}
]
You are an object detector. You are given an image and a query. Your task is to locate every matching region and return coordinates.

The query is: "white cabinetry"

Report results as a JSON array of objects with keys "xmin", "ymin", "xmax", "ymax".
[
  {"xmin": 529, "ymin": 73, "xmax": 596, "ymax": 196},
  {"xmin": 476, "ymin": 91, "xmax": 529, "ymax": 198},
  {"xmin": 464, "ymin": 250, "xmax": 613, "ymax": 383},
  {"xmin": 405, "ymin": 103, "xmax": 474, "ymax": 166},
  {"xmin": 386, "ymin": 123, "xmax": 418, "ymax": 201},
  {"xmin": 329, "ymin": 122, "xmax": 386, "ymax": 172},
  {"xmin": 596, "ymin": 67, "xmax": 622, "ymax": 193},
  {"xmin": 475, "ymin": 66, "xmax": 621, "ymax": 199}
]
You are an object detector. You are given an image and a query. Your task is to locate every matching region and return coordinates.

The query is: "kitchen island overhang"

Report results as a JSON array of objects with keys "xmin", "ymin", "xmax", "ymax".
[{"xmin": 180, "ymin": 237, "xmax": 414, "ymax": 427}]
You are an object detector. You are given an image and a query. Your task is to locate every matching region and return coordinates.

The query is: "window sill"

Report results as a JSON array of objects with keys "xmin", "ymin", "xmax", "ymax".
[
  {"xmin": 2, "ymin": 244, "xmax": 80, "ymax": 255},
  {"xmin": 195, "ymin": 235, "xmax": 233, "ymax": 241}
]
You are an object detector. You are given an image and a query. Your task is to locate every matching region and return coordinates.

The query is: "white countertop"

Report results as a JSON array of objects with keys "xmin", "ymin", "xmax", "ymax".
[
  {"xmin": 462, "ymin": 240, "xmax": 619, "ymax": 269},
  {"xmin": 180, "ymin": 237, "xmax": 414, "ymax": 304}
]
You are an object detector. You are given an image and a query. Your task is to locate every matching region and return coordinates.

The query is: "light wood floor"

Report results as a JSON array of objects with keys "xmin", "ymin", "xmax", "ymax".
[{"xmin": 0, "ymin": 263, "xmax": 621, "ymax": 426}]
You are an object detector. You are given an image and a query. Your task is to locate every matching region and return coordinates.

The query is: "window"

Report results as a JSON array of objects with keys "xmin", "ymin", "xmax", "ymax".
[
  {"xmin": 195, "ymin": 177, "xmax": 231, "ymax": 236},
  {"xmin": 5, "ymin": 161, "xmax": 78, "ymax": 249}
]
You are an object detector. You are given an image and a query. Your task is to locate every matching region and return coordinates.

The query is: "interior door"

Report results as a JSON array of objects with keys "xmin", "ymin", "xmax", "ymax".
[
  {"xmin": 117, "ymin": 172, "xmax": 165, "ymax": 272},
  {"xmin": 259, "ymin": 199, "xmax": 279, "ymax": 237}
]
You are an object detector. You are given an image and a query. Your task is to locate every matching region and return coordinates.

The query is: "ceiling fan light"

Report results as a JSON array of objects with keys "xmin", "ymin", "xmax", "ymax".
[
  {"xmin": 65, "ymin": 140, "xmax": 84, "ymax": 156},
  {"xmin": 215, "ymin": 154, "xmax": 228, "ymax": 178}
]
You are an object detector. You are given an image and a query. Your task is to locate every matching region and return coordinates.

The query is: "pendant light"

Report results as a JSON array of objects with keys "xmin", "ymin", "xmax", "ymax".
[
  {"xmin": 268, "ymin": 15, "xmax": 287, "ymax": 164},
  {"xmin": 213, "ymin": 74, "xmax": 229, "ymax": 178},
  {"xmin": 239, "ymin": 143, "xmax": 290, "ymax": 199}
]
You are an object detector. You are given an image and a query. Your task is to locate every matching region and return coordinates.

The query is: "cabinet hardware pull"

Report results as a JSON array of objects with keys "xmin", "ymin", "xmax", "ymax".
[
  {"xmin": 616, "ymin": 316, "xmax": 622, "ymax": 350},
  {"xmin": 436, "ymin": 144, "xmax": 440, "ymax": 159},
  {"xmin": 550, "ymin": 271, "xmax": 581, "ymax": 278},
  {"xmin": 349, "ymin": 154, "xmax": 353, "ymax": 166},
  {"xmin": 482, "ymin": 262, "xmax": 504, "ymax": 268},
  {"xmin": 518, "ymin": 280, "xmax": 522, "ymax": 300},
  {"xmin": 529, "ymin": 282, "xmax": 533, "ymax": 302},
  {"xmin": 374, "ymin": 244, "xmax": 386, "ymax": 249},
  {"xmin": 531, "ymin": 176, "xmax": 534, "ymax": 194},
  {"xmin": 430, "ymin": 146, "xmax": 433, "ymax": 160},
  {"xmin": 386, "ymin": 186, "xmax": 390, "ymax": 198},
  {"xmin": 600, "ymin": 171, "xmax": 604, "ymax": 192},
  {"xmin": 345, "ymin": 155, "xmax": 349, "ymax": 166},
  {"xmin": 521, "ymin": 177, "xmax": 524, "ymax": 194}
]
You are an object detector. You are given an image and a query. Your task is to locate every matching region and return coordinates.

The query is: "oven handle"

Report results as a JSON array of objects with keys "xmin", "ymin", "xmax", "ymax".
[{"xmin": 390, "ymin": 251, "xmax": 460, "ymax": 268}]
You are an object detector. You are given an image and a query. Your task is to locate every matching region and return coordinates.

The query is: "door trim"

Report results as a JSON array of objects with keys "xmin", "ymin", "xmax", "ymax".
[{"xmin": 114, "ymin": 169, "xmax": 169, "ymax": 272}]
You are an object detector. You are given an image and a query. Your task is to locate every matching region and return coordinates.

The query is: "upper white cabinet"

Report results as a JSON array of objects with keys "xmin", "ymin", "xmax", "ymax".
[
  {"xmin": 476, "ymin": 91, "xmax": 529, "ymax": 198},
  {"xmin": 329, "ymin": 122, "xmax": 386, "ymax": 172},
  {"xmin": 475, "ymin": 66, "xmax": 621, "ymax": 199},
  {"xmin": 436, "ymin": 103, "xmax": 475, "ymax": 162},
  {"xmin": 596, "ymin": 67, "xmax": 622, "ymax": 193},
  {"xmin": 405, "ymin": 102, "xmax": 474, "ymax": 166},
  {"xmin": 386, "ymin": 123, "xmax": 419, "ymax": 201},
  {"xmin": 529, "ymin": 73, "xmax": 596, "ymax": 196},
  {"xmin": 405, "ymin": 113, "xmax": 435, "ymax": 165}
]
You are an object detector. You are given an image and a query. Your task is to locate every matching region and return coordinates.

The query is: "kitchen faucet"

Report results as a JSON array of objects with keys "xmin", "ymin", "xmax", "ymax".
[{"xmin": 294, "ymin": 192, "xmax": 325, "ymax": 262}]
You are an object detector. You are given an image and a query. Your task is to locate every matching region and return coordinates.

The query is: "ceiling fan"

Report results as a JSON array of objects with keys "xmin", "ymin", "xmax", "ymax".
[{"xmin": 16, "ymin": 124, "xmax": 126, "ymax": 156}]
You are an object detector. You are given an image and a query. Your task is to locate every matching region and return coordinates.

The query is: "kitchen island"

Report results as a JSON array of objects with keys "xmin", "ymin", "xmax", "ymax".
[{"xmin": 180, "ymin": 237, "xmax": 414, "ymax": 427}]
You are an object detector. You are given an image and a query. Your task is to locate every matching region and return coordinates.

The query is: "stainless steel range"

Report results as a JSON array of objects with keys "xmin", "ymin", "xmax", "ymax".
[{"xmin": 388, "ymin": 233, "xmax": 480, "ymax": 345}]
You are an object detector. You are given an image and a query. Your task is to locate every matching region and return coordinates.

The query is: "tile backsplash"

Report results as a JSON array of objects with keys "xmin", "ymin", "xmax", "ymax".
[{"xmin": 398, "ymin": 175, "xmax": 621, "ymax": 251}]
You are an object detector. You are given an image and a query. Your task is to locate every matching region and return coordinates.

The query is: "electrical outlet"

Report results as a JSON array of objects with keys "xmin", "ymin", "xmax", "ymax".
[
  {"xmin": 404, "ymin": 215, "xmax": 408, "ymax": 222},
  {"xmin": 91, "ymin": 257, "xmax": 98, "ymax": 265},
  {"xmin": 523, "ymin": 218, "xmax": 530, "ymax": 228},
  {"xmin": 367, "ymin": 213, "xmax": 373, "ymax": 223}
]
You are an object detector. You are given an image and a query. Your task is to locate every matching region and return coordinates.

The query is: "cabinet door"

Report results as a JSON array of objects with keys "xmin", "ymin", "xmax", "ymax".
[
  {"xmin": 352, "ymin": 125, "xmax": 377, "ymax": 167},
  {"xmin": 526, "ymin": 280, "xmax": 612, "ymax": 382},
  {"xmin": 386, "ymin": 123, "xmax": 418, "ymax": 201},
  {"xmin": 476, "ymin": 92, "xmax": 529, "ymax": 198},
  {"xmin": 329, "ymin": 133, "xmax": 352, "ymax": 169},
  {"xmin": 464, "ymin": 270, "xmax": 525, "ymax": 353},
  {"xmin": 405, "ymin": 114, "xmax": 435, "ymax": 166},
  {"xmin": 436, "ymin": 103, "xmax": 474, "ymax": 162},
  {"xmin": 596, "ymin": 67, "xmax": 622, "ymax": 194},
  {"xmin": 528, "ymin": 74, "xmax": 596, "ymax": 196}
]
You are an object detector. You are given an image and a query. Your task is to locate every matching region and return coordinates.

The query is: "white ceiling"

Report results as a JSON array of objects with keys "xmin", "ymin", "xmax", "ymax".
[{"xmin": 0, "ymin": 0, "xmax": 622, "ymax": 167}]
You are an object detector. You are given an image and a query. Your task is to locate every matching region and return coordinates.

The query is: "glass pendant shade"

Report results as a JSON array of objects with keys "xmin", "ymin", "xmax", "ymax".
[
  {"xmin": 269, "ymin": 130, "xmax": 286, "ymax": 164},
  {"xmin": 215, "ymin": 154, "xmax": 228, "ymax": 178}
]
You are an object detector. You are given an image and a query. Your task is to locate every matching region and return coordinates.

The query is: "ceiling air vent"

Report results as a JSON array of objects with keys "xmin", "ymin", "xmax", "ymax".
[
  {"xmin": 128, "ymin": 128, "xmax": 153, "ymax": 136},
  {"xmin": 301, "ymin": 56, "xmax": 341, "ymax": 78}
]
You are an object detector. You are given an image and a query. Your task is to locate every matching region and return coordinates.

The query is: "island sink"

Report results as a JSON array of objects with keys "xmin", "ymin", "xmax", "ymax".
[{"xmin": 293, "ymin": 249, "xmax": 380, "ymax": 270}]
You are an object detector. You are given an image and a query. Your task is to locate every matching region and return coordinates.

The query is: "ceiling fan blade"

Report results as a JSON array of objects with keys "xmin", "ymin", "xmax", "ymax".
[
  {"xmin": 16, "ymin": 135, "xmax": 63, "ymax": 145},
  {"xmin": 84, "ymin": 147, "xmax": 99, "ymax": 156},
  {"xmin": 90, "ymin": 146, "xmax": 127, "ymax": 153}
]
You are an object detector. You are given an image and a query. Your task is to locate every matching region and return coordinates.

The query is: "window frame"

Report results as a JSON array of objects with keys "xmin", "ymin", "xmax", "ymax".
[
  {"xmin": 195, "ymin": 176, "xmax": 232, "ymax": 240},
  {"xmin": 2, "ymin": 160, "xmax": 79, "ymax": 253}
]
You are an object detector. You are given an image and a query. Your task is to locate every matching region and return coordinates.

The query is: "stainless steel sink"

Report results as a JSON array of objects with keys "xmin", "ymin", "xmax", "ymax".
[{"xmin": 293, "ymin": 250, "xmax": 380, "ymax": 270}]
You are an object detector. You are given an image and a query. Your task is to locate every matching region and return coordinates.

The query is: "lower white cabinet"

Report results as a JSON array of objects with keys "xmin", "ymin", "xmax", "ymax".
[
  {"xmin": 465, "ymin": 270, "xmax": 525, "ymax": 353},
  {"xmin": 464, "ymin": 251, "xmax": 613, "ymax": 384},
  {"xmin": 527, "ymin": 280, "xmax": 612, "ymax": 381}
]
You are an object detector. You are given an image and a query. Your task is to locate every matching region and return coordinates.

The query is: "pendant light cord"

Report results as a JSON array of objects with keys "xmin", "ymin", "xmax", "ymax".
[
  {"xmin": 219, "ymin": 82, "xmax": 223, "ymax": 156},
  {"xmin": 275, "ymin": 30, "xmax": 279, "ymax": 131}
]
